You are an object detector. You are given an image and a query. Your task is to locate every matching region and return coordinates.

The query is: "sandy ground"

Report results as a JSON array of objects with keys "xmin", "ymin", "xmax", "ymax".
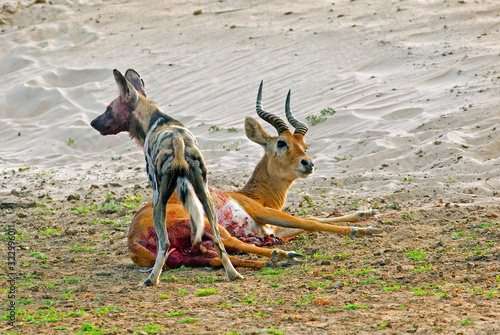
[{"xmin": 1, "ymin": 0, "xmax": 500, "ymax": 334}]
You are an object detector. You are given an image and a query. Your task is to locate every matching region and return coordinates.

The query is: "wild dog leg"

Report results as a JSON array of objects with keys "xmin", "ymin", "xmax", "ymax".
[
  {"xmin": 140, "ymin": 175, "xmax": 176, "ymax": 286},
  {"xmin": 189, "ymin": 171, "xmax": 243, "ymax": 281}
]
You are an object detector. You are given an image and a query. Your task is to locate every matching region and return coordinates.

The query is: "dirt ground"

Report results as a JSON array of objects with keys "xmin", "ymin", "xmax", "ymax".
[{"xmin": 1, "ymin": 169, "xmax": 499, "ymax": 335}]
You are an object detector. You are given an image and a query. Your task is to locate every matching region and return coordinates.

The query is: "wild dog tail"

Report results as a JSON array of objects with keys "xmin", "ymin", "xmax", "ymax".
[
  {"xmin": 171, "ymin": 137, "xmax": 190, "ymax": 173},
  {"xmin": 172, "ymin": 136, "xmax": 204, "ymax": 246},
  {"xmin": 177, "ymin": 177, "xmax": 205, "ymax": 246}
]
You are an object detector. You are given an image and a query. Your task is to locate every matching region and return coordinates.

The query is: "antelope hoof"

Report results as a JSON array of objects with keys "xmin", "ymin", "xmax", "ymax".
[
  {"xmin": 357, "ymin": 209, "xmax": 379, "ymax": 221},
  {"xmin": 366, "ymin": 226, "xmax": 384, "ymax": 237},
  {"xmin": 349, "ymin": 226, "xmax": 384, "ymax": 238},
  {"xmin": 139, "ymin": 278, "xmax": 156, "ymax": 287},
  {"xmin": 268, "ymin": 250, "xmax": 304, "ymax": 267}
]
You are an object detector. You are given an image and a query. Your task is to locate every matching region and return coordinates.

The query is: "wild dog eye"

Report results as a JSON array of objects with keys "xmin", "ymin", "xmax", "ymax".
[{"xmin": 277, "ymin": 140, "xmax": 287, "ymax": 148}]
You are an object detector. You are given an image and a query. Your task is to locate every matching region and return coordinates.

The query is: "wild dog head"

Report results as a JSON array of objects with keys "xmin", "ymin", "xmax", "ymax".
[
  {"xmin": 244, "ymin": 81, "xmax": 314, "ymax": 182},
  {"xmin": 90, "ymin": 69, "xmax": 147, "ymax": 137}
]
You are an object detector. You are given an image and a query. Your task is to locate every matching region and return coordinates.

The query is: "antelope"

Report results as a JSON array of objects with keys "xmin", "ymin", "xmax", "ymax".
[
  {"xmin": 91, "ymin": 69, "xmax": 244, "ymax": 286},
  {"xmin": 127, "ymin": 81, "xmax": 382, "ymax": 273}
]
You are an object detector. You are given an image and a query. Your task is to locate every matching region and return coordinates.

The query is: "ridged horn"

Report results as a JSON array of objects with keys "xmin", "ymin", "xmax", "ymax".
[
  {"xmin": 256, "ymin": 81, "xmax": 289, "ymax": 134},
  {"xmin": 285, "ymin": 89, "xmax": 308, "ymax": 136}
]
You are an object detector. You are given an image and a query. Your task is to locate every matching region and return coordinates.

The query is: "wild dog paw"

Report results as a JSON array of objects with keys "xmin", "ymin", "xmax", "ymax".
[{"xmin": 139, "ymin": 278, "xmax": 156, "ymax": 287}]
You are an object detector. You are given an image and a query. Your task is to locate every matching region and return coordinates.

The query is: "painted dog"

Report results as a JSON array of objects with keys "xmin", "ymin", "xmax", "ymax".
[{"xmin": 91, "ymin": 69, "xmax": 243, "ymax": 285}]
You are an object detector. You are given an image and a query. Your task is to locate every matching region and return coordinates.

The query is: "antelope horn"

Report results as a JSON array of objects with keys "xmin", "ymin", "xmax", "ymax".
[
  {"xmin": 256, "ymin": 81, "xmax": 289, "ymax": 134},
  {"xmin": 285, "ymin": 89, "xmax": 308, "ymax": 136}
]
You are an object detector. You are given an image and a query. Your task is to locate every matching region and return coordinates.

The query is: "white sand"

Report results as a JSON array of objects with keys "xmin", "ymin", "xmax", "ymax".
[{"xmin": 1, "ymin": 0, "xmax": 499, "ymax": 205}]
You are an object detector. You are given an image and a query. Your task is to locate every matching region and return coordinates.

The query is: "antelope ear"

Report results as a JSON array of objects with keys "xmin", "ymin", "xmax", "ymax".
[
  {"xmin": 113, "ymin": 69, "xmax": 138, "ymax": 106},
  {"xmin": 245, "ymin": 116, "xmax": 271, "ymax": 147},
  {"xmin": 124, "ymin": 69, "xmax": 147, "ymax": 97}
]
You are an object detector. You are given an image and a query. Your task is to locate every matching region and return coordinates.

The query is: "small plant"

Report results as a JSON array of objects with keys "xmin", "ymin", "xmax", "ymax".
[
  {"xmin": 195, "ymin": 288, "xmax": 218, "ymax": 297},
  {"xmin": 382, "ymin": 283, "xmax": 401, "ymax": 291},
  {"xmin": 402, "ymin": 211, "xmax": 420, "ymax": 220},
  {"xmin": 60, "ymin": 289, "xmax": 76, "ymax": 300},
  {"xmin": 64, "ymin": 277, "xmax": 80, "ymax": 283},
  {"xmin": 460, "ymin": 316, "xmax": 474, "ymax": 326},
  {"xmin": 36, "ymin": 169, "xmax": 53, "ymax": 177},
  {"xmin": 167, "ymin": 310, "xmax": 184, "ymax": 317},
  {"xmin": 94, "ymin": 306, "xmax": 123, "ymax": 314},
  {"xmin": 29, "ymin": 252, "xmax": 47, "ymax": 260},
  {"xmin": 320, "ymin": 107, "xmax": 336, "ymax": 115},
  {"xmin": 111, "ymin": 155, "xmax": 122, "ymax": 160},
  {"xmin": 379, "ymin": 322, "xmax": 391, "ymax": 329},
  {"xmin": 217, "ymin": 302, "xmax": 233, "ymax": 309},
  {"xmin": 209, "ymin": 125, "xmax": 221, "ymax": 131},
  {"xmin": 359, "ymin": 277, "xmax": 379, "ymax": 285},
  {"xmin": 162, "ymin": 274, "xmax": 177, "ymax": 282},
  {"xmin": 334, "ymin": 156, "xmax": 350, "ymax": 162},
  {"xmin": 295, "ymin": 209, "xmax": 309, "ymax": 216},
  {"xmin": 337, "ymin": 252, "xmax": 349, "ymax": 260},
  {"xmin": 313, "ymin": 251, "xmax": 332, "ymax": 260},
  {"xmin": 136, "ymin": 323, "xmax": 164, "ymax": 334},
  {"xmin": 66, "ymin": 137, "xmax": 75, "ymax": 145},
  {"xmin": 412, "ymin": 287, "xmax": 430, "ymax": 296},
  {"xmin": 196, "ymin": 274, "xmax": 219, "ymax": 283},
  {"xmin": 122, "ymin": 194, "xmax": 143, "ymax": 209},
  {"xmin": 484, "ymin": 286, "xmax": 500, "ymax": 297},
  {"xmin": 263, "ymin": 325, "xmax": 285, "ymax": 335},
  {"xmin": 244, "ymin": 296, "xmax": 256, "ymax": 305},
  {"xmin": 294, "ymin": 294, "xmax": 316, "ymax": 306},
  {"xmin": 89, "ymin": 218, "xmax": 115, "ymax": 225},
  {"xmin": 227, "ymin": 127, "xmax": 237, "ymax": 132},
  {"xmin": 405, "ymin": 249, "xmax": 428, "ymax": 262},
  {"xmin": 80, "ymin": 323, "xmax": 98, "ymax": 333},
  {"xmin": 344, "ymin": 304, "xmax": 369, "ymax": 310},
  {"xmin": 444, "ymin": 174, "xmax": 456, "ymax": 183},
  {"xmin": 39, "ymin": 227, "xmax": 62, "ymax": 235},
  {"xmin": 67, "ymin": 242, "xmax": 94, "ymax": 253},
  {"xmin": 352, "ymin": 268, "xmax": 374, "ymax": 275},
  {"xmin": 302, "ymin": 194, "xmax": 315, "ymax": 206},
  {"xmin": 413, "ymin": 264, "xmax": 433, "ymax": 272},
  {"xmin": 402, "ymin": 175, "xmax": 412, "ymax": 182},
  {"xmin": 179, "ymin": 317, "xmax": 199, "ymax": 323},
  {"xmin": 305, "ymin": 114, "xmax": 326, "ymax": 126},
  {"xmin": 17, "ymin": 299, "xmax": 34, "ymax": 305},
  {"xmin": 100, "ymin": 200, "xmax": 124, "ymax": 213},
  {"xmin": 71, "ymin": 204, "xmax": 98, "ymax": 214}
]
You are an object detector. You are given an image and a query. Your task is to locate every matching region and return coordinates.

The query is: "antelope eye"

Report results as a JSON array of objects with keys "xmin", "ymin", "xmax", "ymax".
[{"xmin": 277, "ymin": 140, "xmax": 287, "ymax": 148}]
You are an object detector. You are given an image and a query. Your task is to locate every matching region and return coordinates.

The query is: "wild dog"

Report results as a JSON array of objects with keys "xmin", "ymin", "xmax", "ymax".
[
  {"xmin": 128, "ymin": 81, "xmax": 382, "ymax": 271},
  {"xmin": 91, "ymin": 69, "xmax": 243, "ymax": 286}
]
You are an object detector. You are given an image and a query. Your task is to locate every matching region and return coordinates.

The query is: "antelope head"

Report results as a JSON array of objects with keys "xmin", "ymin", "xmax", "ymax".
[{"xmin": 244, "ymin": 81, "xmax": 314, "ymax": 184}]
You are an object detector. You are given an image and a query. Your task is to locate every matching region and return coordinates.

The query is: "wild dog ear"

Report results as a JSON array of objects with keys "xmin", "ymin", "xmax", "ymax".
[
  {"xmin": 245, "ymin": 116, "xmax": 271, "ymax": 147},
  {"xmin": 113, "ymin": 69, "xmax": 138, "ymax": 106},
  {"xmin": 124, "ymin": 69, "xmax": 147, "ymax": 97}
]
